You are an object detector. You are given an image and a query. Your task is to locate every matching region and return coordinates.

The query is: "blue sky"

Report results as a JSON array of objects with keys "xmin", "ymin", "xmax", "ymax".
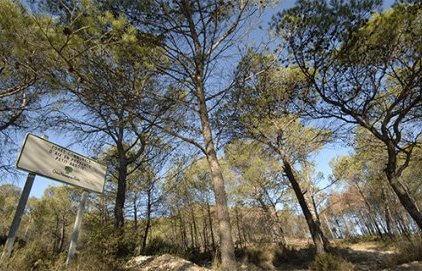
[{"xmin": 10, "ymin": 0, "xmax": 395, "ymax": 198}]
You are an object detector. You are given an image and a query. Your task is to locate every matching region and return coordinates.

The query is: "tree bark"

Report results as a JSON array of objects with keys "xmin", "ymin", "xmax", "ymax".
[
  {"xmin": 202, "ymin": 141, "xmax": 237, "ymax": 270},
  {"xmin": 385, "ymin": 170, "xmax": 422, "ymax": 230},
  {"xmin": 114, "ymin": 159, "xmax": 128, "ymax": 229},
  {"xmin": 195, "ymin": 66, "xmax": 236, "ymax": 269},
  {"xmin": 283, "ymin": 159, "xmax": 330, "ymax": 254}
]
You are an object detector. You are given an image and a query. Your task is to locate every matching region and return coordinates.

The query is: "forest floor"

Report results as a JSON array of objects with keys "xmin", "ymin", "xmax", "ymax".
[
  {"xmin": 274, "ymin": 240, "xmax": 422, "ymax": 271},
  {"xmin": 125, "ymin": 240, "xmax": 422, "ymax": 271},
  {"xmin": 336, "ymin": 241, "xmax": 422, "ymax": 271}
]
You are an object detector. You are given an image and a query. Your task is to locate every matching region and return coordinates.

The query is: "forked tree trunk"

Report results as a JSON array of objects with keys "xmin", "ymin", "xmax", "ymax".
[{"xmin": 283, "ymin": 159, "xmax": 330, "ymax": 254}]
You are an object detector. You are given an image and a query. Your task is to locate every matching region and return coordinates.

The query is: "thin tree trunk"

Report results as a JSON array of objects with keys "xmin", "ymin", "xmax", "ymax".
[
  {"xmin": 134, "ymin": 196, "xmax": 138, "ymax": 231},
  {"xmin": 360, "ymin": 211, "xmax": 375, "ymax": 235},
  {"xmin": 202, "ymin": 208, "xmax": 209, "ymax": 252},
  {"xmin": 322, "ymin": 213, "xmax": 335, "ymax": 240},
  {"xmin": 335, "ymin": 218, "xmax": 344, "ymax": 239},
  {"xmin": 283, "ymin": 159, "xmax": 329, "ymax": 254},
  {"xmin": 141, "ymin": 188, "xmax": 152, "ymax": 254},
  {"xmin": 207, "ymin": 199, "xmax": 216, "ymax": 253},
  {"xmin": 234, "ymin": 206, "xmax": 243, "ymax": 248},
  {"xmin": 190, "ymin": 221, "xmax": 195, "ymax": 249},
  {"xmin": 191, "ymin": 205, "xmax": 199, "ymax": 250},
  {"xmin": 354, "ymin": 183, "xmax": 384, "ymax": 238},
  {"xmin": 179, "ymin": 210, "xmax": 188, "ymax": 250},
  {"xmin": 342, "ymin": 215, "xmax": 352, "ymax": 237}
]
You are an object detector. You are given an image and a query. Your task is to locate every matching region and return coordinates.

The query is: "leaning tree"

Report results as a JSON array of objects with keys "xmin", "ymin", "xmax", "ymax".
[{"xmin": 275, "ymin": 0, "xmax": 422, "ymax": 229}]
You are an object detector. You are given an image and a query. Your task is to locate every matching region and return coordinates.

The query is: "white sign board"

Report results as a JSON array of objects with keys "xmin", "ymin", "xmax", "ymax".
[{"xmin": 16, "ymin": 134, "xmax": 106, "ymax": 193}]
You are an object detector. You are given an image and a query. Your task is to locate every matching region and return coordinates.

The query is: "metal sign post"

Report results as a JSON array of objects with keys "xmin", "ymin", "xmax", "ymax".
[
  {"xmin": 1, "ymin": 134, "xmax": 106, "ymax": 264},
  {"xmin": 65, "ymin": 190, "xmax": 89, "ymax": 267},
  {"xmin": 0, "ymin": 173, "xmax": 36, "ymax": 262}
]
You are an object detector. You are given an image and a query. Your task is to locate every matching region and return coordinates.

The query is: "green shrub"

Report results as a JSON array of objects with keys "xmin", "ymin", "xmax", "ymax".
[
  {"xmin": 272, "ymin": 245, "xmax": 315, "ymax": 267},
  {"xmin": 4, "ymin": 239, "xmax": 57, "ymax": 270},
  {"xmin": 235, "ymin": 245, "xmax": 280, "ymax": 270},
  {"xmin": 310, "ymin": 253, "xmax": 354, "ymax": 271},
  {"xmin": 395, "ymin": 237, "xmax": 422, "ymax": 264},
  {"xmin": 60, "ymin": 254, "xmax": 118, "ymax": 271},
  {"xmin": 143, "ymin": 236, "xmax": 185, "ymax": 257}
]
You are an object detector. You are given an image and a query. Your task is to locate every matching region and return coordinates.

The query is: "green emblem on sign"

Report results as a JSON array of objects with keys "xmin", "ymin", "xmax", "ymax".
[{"xmin": 65, "ymin": 166, "xmax": 73, "ymax": 174}]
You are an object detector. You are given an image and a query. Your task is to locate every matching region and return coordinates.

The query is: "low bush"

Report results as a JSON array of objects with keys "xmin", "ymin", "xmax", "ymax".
[
  {"xmin": 235, "ymin": 245, "xmax": 274, "ymax": 270},
  {"xmin": 395, "ymin": 237, "xmax": 422, "ymax": 264},
  {"xmin": 3, "ymin": 239, "xmax": 57, "ymax": 270},
  {"xmin": 272, "ymin": 244, "xmax": 314, "ymax": 267},
  {"xmin": 143, "ymin": 236, "xmax": 185, "ymax": 257},
  {"xmin": 309, "ymin": 253, "xmax": 354, "ymax": 271}
]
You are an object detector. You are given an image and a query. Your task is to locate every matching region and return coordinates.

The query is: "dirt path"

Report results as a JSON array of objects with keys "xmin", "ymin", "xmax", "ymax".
[
  {"xmin": 125, "ymin": 254, "xmax": 210, "ymax": 271},
  {"xmin": 125, "ymin": 242, "xmax": 422, "ymax": 271},
  {"xmin": 338, "ymin": 242, "xmax": 422, "ymax": 271}
]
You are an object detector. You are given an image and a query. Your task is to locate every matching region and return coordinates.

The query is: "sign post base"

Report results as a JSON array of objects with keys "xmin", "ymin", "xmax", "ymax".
[
  {"xmin": 65, "ymin": 190, "xmax": 89, "ymax": 267},
  {"xmin": 1, "ymin": 173, "xmax": 36, "ymax": 263}
]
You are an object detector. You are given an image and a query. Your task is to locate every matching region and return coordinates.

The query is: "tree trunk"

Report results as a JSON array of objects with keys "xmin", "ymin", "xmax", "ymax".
[
  {"xmin": 386, "ymin": 172, "xmax": 422, "ymax": 230},
  {"xmin": 141, "ymin": 188, "xmax": 152, "ymax": 254},
  {"xmin": 207, "ymin": 199, "xmax": 216, "ymax": 253},
  {"xmin": 114, "ymin": 154, "xmax": 128, "ymax": 229},
  {"xmin": 203, "ymin": 146, "xmax": 237, "ymax": 270},
  {"xmin": 191, "ymin": 205, "xmax": 199, "ymax": 249},
  {"xmin": 197, "ymin": 82, "xmax": 236, "ymax": 270},
  {"xmin": 342, "ymin": 215, "xmax": 352, "ymax": 237},
  {"xmin": 283, "ymin": 159, "xmax": 330, "ymax": 254},
  {"xmin": 134, "ymin": 196, "xmax": 138, "ymax": 231},
  {"xmin": 322, "ymin": 213, "xmax": 335, "ymax": 240},
  {"xmin": 234, "ymin": 206, "xmax": 243, "ymax": 248},
  {"xmin": 354, "ymin": 183, "xmax": 384, "ymax": 238},
  {"xmin": 380, "ymin": 185, "xmax": 394, "ymax": 236},
  {"xmin": 202, "ymin": 208, "xmax": 209, "ymax": 252}
]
